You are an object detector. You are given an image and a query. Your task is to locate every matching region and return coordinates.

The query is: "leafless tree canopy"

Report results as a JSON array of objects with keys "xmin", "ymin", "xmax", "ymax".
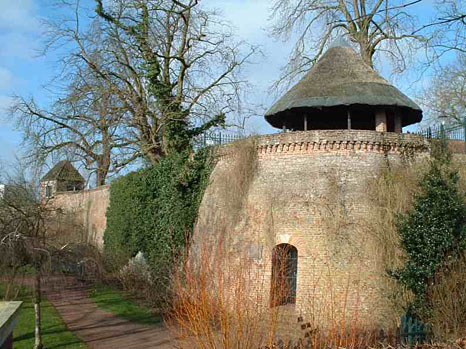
[
  {"xmin": 420, "ymin": 54, "xmax": 466, "ymax": 127},
  {"xmin": 0, "ymin": 172, "xmax": 52, "ymax": 349},
  {"xmin": 430, "ymin": 0, "xmax": 466, "ymax": 56},
  {"xmin": 270, "ymin": 0, "xmax": 430, "ymax": 88},
  {"xmin": 13, "ymin": 0, "xmax": 258, "ymax": 173},
  {"xmin": 12, "ymin": 66, "xmax": 138, "ymax": 186}
]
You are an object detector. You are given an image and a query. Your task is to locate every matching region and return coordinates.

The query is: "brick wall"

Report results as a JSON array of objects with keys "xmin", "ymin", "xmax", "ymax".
[
  {"xmin": 48, "ymin": 185, "xmax": 110, "ymax": 247},
  {"xmin": 193, "ymin": 130, "xmax": 431, "ymax": 329},
  {"xmin": 448, "ymin": 139, "xmax": 466, "ymax": 154},
  {"xmin": 40, "ymin": 129, "xmax": 464, "ymax": 329}
]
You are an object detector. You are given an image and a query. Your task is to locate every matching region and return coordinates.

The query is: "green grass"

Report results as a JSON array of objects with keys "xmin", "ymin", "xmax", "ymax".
[
  {"xmin": 0, "ymin": 282, "xmax": 86, "ymax": 348},
  {"xmin": 89, "ymin": 284, "xmax": 161, "ymax": 325}
]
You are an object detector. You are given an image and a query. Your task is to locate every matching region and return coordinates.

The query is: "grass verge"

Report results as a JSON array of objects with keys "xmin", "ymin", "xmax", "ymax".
[
  {"xmin": 89, "ymin": 283, "xmax": 161, "ymax": 325},
  {"xmin": 0, "ymin": 282, "xmax": 86, "ymax": 349}
]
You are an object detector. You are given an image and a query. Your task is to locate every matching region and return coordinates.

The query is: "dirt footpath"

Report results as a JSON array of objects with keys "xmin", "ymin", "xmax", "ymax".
[{"xmin": 45, "ymin": 276, "xmax": 177, "ymax": 348}]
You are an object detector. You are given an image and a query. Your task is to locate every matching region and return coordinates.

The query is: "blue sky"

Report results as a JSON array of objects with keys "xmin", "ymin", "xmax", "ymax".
[
  {"xmin": 0, "ymin": 0, "xmax": 444, "ymax": 171},
  {"xmin": 0, "ymin": 0, "xmax": 51, "ymax": 165}
]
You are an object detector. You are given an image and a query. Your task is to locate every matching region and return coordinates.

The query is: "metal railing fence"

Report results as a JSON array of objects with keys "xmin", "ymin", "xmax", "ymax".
[
  {"xmin": 194, "ymin": 132, "xmax": 247, "ymax": 148},
  {"xmin": 416, "ymin": 123, "xmax": 466, "ymax": 141}
]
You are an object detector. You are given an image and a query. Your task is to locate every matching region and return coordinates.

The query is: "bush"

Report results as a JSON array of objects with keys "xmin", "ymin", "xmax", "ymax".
[
  {"xmin": 117, "ymin": 253, "xmax": 168, "ymax": 307},
  {"xmin": 169, "ymin": 240, "xmax": 382, "ymax": 349},
  {"xmin": 104, "ymin": 149, "xmax": 213, "ymax": 298},
  {"xmin": 392, "ymin": 145, "xmax": 466, "ymax": 317}
]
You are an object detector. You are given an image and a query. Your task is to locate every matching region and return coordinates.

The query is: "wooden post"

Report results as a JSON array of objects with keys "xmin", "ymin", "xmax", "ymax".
[
  {"xmin": 304, "ymin": 115, "xmax": 308, "ymax": 131},
  {"xmin": 347, "ymin": 110, "xmax": 352, "ymax": 130},
  {"xmin": 394, "ymin": 113, "xmax": 402, "ymax": 133}
]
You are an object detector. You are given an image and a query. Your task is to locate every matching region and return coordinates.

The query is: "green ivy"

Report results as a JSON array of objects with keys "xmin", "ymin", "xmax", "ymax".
[
  {"xmin": 392, "ymin": 145, "xmax": 466, "ymax": 316},
  {"xmin": 104, "ymin": 149, "xmax": 213, "ymax": 270}
]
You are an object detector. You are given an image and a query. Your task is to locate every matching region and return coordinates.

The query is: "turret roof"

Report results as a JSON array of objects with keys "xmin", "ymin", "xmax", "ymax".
[
  {"xmin": 265, "ymin": 45, "xmax": 422, "ymax": 128},
  {"xmin": 41, "ymin": 160, "xmax": 85, "ymax": 182}
]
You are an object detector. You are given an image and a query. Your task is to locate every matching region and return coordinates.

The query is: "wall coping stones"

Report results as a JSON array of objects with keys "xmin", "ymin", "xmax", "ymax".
[
  {"xmin": 0, "ymin": 301, "xmax": 22, "ymax": 348},
  {"xmin": 53, "ymin": 184, "xmax": 110, "ymax": 197},
  {"xmin": 218, "ymin": 130, "xmax": 429, "ymax": 157}
]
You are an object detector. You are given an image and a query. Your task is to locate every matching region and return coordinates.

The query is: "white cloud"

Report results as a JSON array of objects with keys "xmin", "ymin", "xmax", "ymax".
[
  {"xmin": 0, "ymin": 0, "xmax": 40, "ymax": 33},
  {"xmin": 209, "ymin": 0, "xmax": 271, "ymax": 39},
  {"xmin": 0, "ymin": 95, "xmax": 13, "ymax": 116},
  {"xmin": 0, "ymin": 0, "xmax": 42, "ymax": 61},
  {"xmin": 0, "ymin": 68, "xmax": 12, "ymax": 90},
  {"xmin": 0, "ymin": 32, "xmax": 39, "ymax": 60}
]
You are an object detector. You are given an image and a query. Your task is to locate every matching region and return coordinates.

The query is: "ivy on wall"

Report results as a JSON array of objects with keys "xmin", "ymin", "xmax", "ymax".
[{"xmin": 104, "ymin": 149, "xmax": 213, "ymax": 269}]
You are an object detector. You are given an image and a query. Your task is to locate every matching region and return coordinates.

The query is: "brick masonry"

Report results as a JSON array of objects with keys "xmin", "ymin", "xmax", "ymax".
[
  {"xmin": 48, "ymin": 185, "xmax": 110, "ymax": 247},
  {"xmin": 193, "ymin": 130, "xmax": 433, "ymax": 329},
  {"xmin": 42, "ymin": 129, "xmax": 466, "ymax": 328}
]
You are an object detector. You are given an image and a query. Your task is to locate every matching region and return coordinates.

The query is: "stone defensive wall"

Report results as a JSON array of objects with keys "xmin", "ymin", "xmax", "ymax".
[
  {"xmin": 49, "ymin": 185, "xmax": 110, "ymax": 247},
  {"xmin": 41, "ymin": 129, "xmax": 465, "ymax": 329},
  {"xmin": 193, "ymin": 130, "xmax": 432, "ymax": 329}
]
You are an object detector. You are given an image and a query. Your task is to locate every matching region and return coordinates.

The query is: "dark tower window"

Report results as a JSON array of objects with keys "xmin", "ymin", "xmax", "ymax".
[
  {"xmin": 270, "ymin": 244, "xmax": 298, "ymax": 306},
  {"xmin": 386, "ymin": 109, "xmax": 395, "ymax": 132},
  {"xmin": 45, "ymin": 185, "xmax": 52, "ymax": 198},
  {"xmin": 66, "ymin": 184, "xmax": 75, "ymax": 191}
]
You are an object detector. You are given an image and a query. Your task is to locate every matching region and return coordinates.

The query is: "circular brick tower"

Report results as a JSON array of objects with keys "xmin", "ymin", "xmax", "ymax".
[{"xmin": 193, "ymin": 44, "xmax": 428, "ymax": 332}]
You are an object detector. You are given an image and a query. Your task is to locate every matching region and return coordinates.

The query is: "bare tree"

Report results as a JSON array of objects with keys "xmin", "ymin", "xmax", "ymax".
[
  {"xmin": 0, "ymin": 165, "xmax": 99, "ymax": 348},
  {"xmin": 0, "ymin": 174, "xmax": 52, "ymax": 349},
  {"xmin": 430, "ymin": 0, "xmax": 466, "ymax": 56},
  {"xmin": 270, "ymin": 0, "xmax": 428, "ymax": 86},
  {"xmin": 40, "ymin": 0, "xmax": 258, "ymax": 164},
  {"xmin": 420, "ymin": 53, "xmax": 466, "ymax": 127},
  {"xmin": 12, "ymin": 65, "xmax": 139, "ymax": 186}
]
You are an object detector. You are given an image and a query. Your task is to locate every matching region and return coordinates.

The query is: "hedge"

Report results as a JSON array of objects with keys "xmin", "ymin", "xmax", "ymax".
[{"xmin": 104, "ymin": 149, "xmax": 213, "ymax": 269}]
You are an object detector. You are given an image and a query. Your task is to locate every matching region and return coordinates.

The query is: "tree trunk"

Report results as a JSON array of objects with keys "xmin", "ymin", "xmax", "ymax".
[
  {"xmin": 359, "ymin": 43, "xmax": 375, "ymax": 68},
  {"xmin": 96, "ymin": 166, "xmax": 108, "ymax": 187},
  {"xmin": 34, "ymin": 269, "xmax": 43, "ymax": 349}
]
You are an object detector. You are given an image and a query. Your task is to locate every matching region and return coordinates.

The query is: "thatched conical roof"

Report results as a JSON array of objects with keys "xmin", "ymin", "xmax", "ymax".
[
  {"xmin": 41, "ymin": 160, "xmax": 85, "ymax": 182},
  {"xmin": 265, "ymin": 45, "xmax": 422, "ymax": 129}
]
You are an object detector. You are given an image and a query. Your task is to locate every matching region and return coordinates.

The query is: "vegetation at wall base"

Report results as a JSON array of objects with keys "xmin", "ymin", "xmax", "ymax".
[
  {"xmin": 392, "ymin": 142, "xmax": 466, "ymax": 319},
  {"xmin": 0, "ymin": 282, "xmax": 86, "ymax": 349},
  {"xmin": 89, "ymin": 283, "xmax": 161, "ymax": 325}
]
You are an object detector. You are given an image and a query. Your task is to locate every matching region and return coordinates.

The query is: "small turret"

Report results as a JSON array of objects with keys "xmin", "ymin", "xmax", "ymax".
[
  {"xmin": 265, "ymin": 44, "xmax": 422, "ymax": 132},
  {"xmin": 40, "ymin": 160, "xmax": 85, "ymax": 201}
]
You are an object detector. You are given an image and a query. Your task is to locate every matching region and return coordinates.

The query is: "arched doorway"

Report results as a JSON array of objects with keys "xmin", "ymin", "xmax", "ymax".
[{"xmin": 270, "ymin": 244, "xmax": 298, "ymax": 307}]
